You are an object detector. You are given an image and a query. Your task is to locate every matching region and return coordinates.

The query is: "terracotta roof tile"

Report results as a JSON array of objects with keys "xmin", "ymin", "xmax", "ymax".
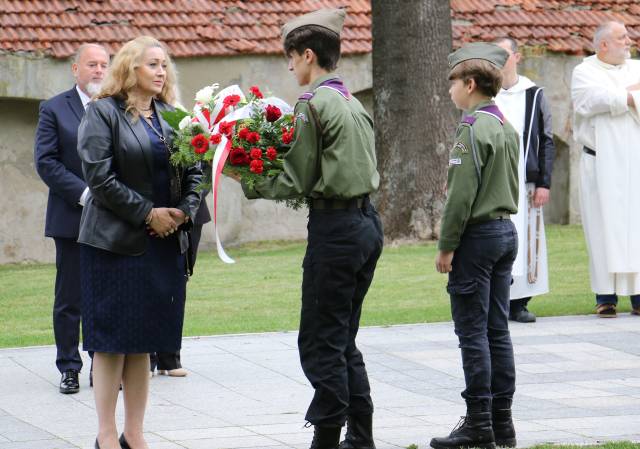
[{"xmin": 1, "ymin": 1, "xmax": 640, "ymax": 59}]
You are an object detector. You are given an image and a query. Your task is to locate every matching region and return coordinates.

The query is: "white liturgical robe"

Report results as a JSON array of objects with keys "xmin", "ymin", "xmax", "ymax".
[
  {"xmin": 495, "ymin": 76, "xmax": 549, "ymax": 300},
  {"xmin": 571, "ymin": 55, "xmax": 640, "ymax": 294}
]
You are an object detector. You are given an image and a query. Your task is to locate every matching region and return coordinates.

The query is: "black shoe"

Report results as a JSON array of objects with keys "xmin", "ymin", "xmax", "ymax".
[
  {"xmin": 339, "ymin": 415, "xmax": 376, "ymax": 449},
  {"xmin": 94, "ymin": 438, "xmax": 100, "ymax": 449},
  {"xmin": 310, "ymin": 425, "xmax": 341, "ymax": 449},
  {"xmin": 492, "ymin": 400, "xmax": 516, "ymax": 447},
  {"xmin": 430, "ymin": 412, "xmax": 496, "ymax": 449},
  {"xmin": 59, "ymin": 369, "xmax": 80, "ymax": 394},
  {"xmin": 509, "ymin": 308, "xmax": 536, "ymax": 323},
  {"xmin": 119, "ymin": 433, "xmax": 131, "ymax": 449}
]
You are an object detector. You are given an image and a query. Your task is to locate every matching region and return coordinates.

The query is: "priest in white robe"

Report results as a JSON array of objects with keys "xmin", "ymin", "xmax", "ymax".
[
  {"xmin": 571, "ymin": 21, "xmax": 640, "ymax": 317},
  {"xmin": 494, "ymin": 37, "xmax": 555, "ymax": 323}
]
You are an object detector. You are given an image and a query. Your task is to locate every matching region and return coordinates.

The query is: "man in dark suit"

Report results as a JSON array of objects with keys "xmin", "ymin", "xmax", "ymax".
[{"xmin": 34, "ymin": 43, "xmax": 109, "ymax": 394}]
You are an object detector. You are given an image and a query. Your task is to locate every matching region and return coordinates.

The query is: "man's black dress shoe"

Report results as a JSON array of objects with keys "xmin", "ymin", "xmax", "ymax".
[
  {"xmin": 119, "ymin": 433, "xmax": 132, "ymax": 449},
  {"xmin": 59, "ymin": 369, "xmax": 80, "ymax": 394},
  {"xmin": 509, "ymin": 308, "xmax": 536, "ymax": 323}
]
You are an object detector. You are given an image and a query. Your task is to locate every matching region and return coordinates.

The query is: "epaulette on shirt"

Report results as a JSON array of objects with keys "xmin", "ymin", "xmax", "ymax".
[
  {"xmin": 298, "ymin": 77, "xmax": 352, "ymax": 102},
  {"xmin": 458, "ymin": 104, "xmax": 506, "ymax": 185},
  {"xmin": 461, "ymin": 104, "xmax": 505, "ymax": 127}
]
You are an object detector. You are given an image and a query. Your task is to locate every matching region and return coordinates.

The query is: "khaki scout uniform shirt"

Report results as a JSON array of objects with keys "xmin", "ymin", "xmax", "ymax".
[
  {"xmin": 242, "ymin": 74, "xmax": 379, "ymax": 200},
  {"xmin": 438, "ymin": 101, "xmax": 519, "ymax": 252}
]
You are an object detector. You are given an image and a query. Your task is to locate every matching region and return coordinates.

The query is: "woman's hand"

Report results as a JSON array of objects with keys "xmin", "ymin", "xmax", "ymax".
[
  {"xmin": 168, "ymin": 208, "xmax": 187, "ymax": 227},
  {"xmin": 147, "ymin": 207, "xmax": 178, "ymax": 238}
]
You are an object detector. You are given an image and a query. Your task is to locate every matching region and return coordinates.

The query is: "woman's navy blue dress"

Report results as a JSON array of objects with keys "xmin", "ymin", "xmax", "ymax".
[{"xmin": 81, "ymin": 113, "xmax": 186, "ymax": 354}]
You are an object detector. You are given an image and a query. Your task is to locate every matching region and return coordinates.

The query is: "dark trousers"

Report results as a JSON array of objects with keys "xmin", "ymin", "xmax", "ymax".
[
  {"xmin": 447, "ymin": 220, "xmax": 517, "ymax": 410},
  {"xmin": 510, "ymin": 297, "xmax": 531, "ymax": 314},
  {"xmin": 596, "ymin": 294, "xmax": 640, "ymax": 309},
  {"xmin": 53, "ymin": 238, "xmax": 83, "ymax": 373},
  {"xmin": 151, "ymin": 223, "xmax": 204, "ymax": 370},
  {"xmin": 299, "ymin": 203, "xmax": 383, "ymax": 426}
]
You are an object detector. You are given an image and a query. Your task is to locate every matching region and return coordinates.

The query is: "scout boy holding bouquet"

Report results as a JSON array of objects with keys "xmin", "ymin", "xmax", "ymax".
[
  {"xmin": 431, "ymin": 43, "xmax": 520, "ymax": 449},
  {"xmin": 238, "ymin": 8, "xmax": 383, "ymax": 449}
]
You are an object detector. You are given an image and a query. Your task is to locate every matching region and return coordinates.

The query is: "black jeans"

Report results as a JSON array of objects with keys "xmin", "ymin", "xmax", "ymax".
[
  {"xmin": 447, "ymin": 219, "xmax": 517, "ymax": 410},
  {"xmin": 299, "ymin": 203, "xmax": 383, "ymax": 426}
]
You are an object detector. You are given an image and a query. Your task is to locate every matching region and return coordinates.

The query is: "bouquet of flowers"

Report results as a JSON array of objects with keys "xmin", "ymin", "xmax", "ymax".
[
  {"xmin": 161, "ymin": 83, "xmax": 302, "ymax": 263},
  {"xmin": 163, "ymin": 83, "xmax": 296, "ymax": 192}
]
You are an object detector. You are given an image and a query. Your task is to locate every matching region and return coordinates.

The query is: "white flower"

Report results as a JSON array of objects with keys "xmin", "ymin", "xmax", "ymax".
[
  {"xmin": 178, "ymin": 116, "xmax": 192, "ymax": 130},
  {"xmin": 194, "ymin": 83, "xmax": 220, "ymax": 104}
]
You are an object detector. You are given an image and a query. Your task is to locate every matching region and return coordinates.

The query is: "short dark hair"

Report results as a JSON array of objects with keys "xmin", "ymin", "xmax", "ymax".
[
  {"xmin": 448, "ymin": 59, "xmax": 503, "ymax": 97},
  {"xmin": 283, "ymin": 25, "xmax": 341, "ymax": 71}
]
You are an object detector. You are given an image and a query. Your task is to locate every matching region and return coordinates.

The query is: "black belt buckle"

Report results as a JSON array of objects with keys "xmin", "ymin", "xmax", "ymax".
[{"xmin": 583, "ymin": 146, "xmax": 596, "ymax": 156}]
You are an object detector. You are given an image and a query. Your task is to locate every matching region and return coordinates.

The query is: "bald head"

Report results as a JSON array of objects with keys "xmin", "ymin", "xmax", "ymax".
[
  {"xmin": 72, "ymin": 44, "xmax": 109, "ymax": 97},
  {"xmin": 73, "ymin": 43, "xmax": 108, "ymax": 64},
  {"xmin": 593, "ymin": 21, "xmax": 632, "ymax": 65}
]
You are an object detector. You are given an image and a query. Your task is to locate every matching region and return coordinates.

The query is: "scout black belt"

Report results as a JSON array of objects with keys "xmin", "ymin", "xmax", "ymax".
[
  {"xmin": 311, "ymin": 196, "xmax": 369, "ymax": 210},
  {"xmin": 583, "ymin": 146, "xmax": 596, "ymax": 156}
]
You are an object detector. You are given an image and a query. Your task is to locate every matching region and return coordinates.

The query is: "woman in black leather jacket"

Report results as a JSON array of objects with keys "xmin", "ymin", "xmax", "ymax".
[{"xmin": 77, "ymin": 36, "xmax": 202, "ymax": 449}]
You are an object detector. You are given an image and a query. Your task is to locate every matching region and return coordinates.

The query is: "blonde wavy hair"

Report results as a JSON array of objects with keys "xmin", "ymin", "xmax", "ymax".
[{"xmin": 98, "ymin": 36, "xmax": 178, "ymax": 119}]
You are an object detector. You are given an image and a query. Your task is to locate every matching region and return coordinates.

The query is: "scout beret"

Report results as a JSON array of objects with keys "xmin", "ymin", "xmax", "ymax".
[
  {"xmin": 281, "ymin": 8, "xmax": 346, "ymax": 42},
  {"xmin": 448, "ymin": 42, "xmax": 510, "ymax": 70}
]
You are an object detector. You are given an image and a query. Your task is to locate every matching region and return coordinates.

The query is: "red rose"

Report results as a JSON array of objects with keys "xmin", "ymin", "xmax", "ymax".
[
  {"xmin": 249, "ymin": 86, "xmax": 264, "ymax": 99},
  {"xmin": 282, "ymin": 130, "xmax": 293, "ymax": 144},
  {"xmin": 250, "ymin": 148, "xmax": 262, "ymax": 160},
  {"xmin": 238, "ymin": 127, "xmax": 249, "ymax": 140},
  {"xmin": 223, "ymin": 94, "xmax": 241, "ymax": 108},
  {"xmin": 247, "ymin": 131, "xmax": 260, "ymax": 144},
  {"xmin": 266, "ymin": 146, "xmax": 277, "ymax": 161},
  {"xmin": 229, "ymin": 147, "xmax": 250, "ymax": 165},
  {"xmin": 265, "ymin": 105, "xmax": 282, "ymax": 122},
  {"xmin": 191, "ymin": 134, "xmax": 209, "ymax": 154},
  {"xmin": 250, "ymin": 159, "xmax": 264, "ymax": 174},
  {"xmin": 218, "ymin": 121, "xmax": 233, "ymax": 137},
  {"xmin": 210, "ymin": 133, "xmax": 222, "ymax": 144}
]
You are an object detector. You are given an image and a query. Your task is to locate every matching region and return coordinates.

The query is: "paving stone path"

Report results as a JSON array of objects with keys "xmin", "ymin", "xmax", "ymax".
[{"xmin": 1, "ymin": 315, "xmax": 639, "ymax": 448}]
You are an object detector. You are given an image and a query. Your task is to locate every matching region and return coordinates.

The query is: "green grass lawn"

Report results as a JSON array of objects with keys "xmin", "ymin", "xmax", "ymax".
[{"xmin": 0, "ymin": 224, "xmax": 632, "ymax": 349}]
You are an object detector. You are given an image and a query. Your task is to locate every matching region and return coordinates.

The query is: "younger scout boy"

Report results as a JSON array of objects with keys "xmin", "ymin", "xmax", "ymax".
[
  {"xmin": 431, "ymin": 43, "xmax": 519, "ymax": 449},
  {"xmin": 240, "ymin": 8, "xmax": 383, "ymax": 449}
]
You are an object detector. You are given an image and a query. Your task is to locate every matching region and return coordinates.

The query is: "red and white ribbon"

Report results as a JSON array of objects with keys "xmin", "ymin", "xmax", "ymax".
[{"xmin": 207, "ymin": 89, "xmax": 293, "ymax": 263}]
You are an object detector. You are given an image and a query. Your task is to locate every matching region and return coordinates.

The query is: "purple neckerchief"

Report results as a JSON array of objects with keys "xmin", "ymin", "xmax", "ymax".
[
  {"xmin": 461, "ymin": 104, "xmax": 505, "ymax": 126},
  {"xmin": 298, "ymin": 77, "xmax": 351, "ymax": 101}
]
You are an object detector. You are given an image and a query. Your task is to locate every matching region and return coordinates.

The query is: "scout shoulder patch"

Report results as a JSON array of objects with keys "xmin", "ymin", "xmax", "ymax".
[
  {"xmin": 295, "ymin": 112, "xmax": 308, "ymax": 123},
  {"xmin": 453, "ymin": 141, "xmax": 468, "ymax": 154},
  {"xmin": 449, "ymin": 158, "xmax": 462, "ymax": 166}
]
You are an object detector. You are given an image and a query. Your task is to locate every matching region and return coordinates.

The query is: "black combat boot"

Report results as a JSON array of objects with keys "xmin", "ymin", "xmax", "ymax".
[
  {"xmin": 492, "ymin": 399, "xmax": 516, "ymax": 447},
  {"xmin": 430, "ymin": 410, "xmax": 495, "ymax": 449},
  {"xmin": 309, "ymin": 425, "xmax": 341, "ymax": 449},
  {"xmin": 338, "ymin": 415, "xmax": 376, "ymax": 449}
]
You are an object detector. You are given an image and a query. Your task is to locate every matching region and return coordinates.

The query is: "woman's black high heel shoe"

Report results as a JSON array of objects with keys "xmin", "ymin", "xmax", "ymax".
[{"xmin": 119, "ymin": 433, "xmax": 132, "ymax": 449}]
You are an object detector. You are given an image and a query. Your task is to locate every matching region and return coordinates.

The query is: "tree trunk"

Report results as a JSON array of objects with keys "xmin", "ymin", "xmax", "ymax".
[{"xmin": 371, "ymin": 0, "xmax": 457, "ymax": 240}]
